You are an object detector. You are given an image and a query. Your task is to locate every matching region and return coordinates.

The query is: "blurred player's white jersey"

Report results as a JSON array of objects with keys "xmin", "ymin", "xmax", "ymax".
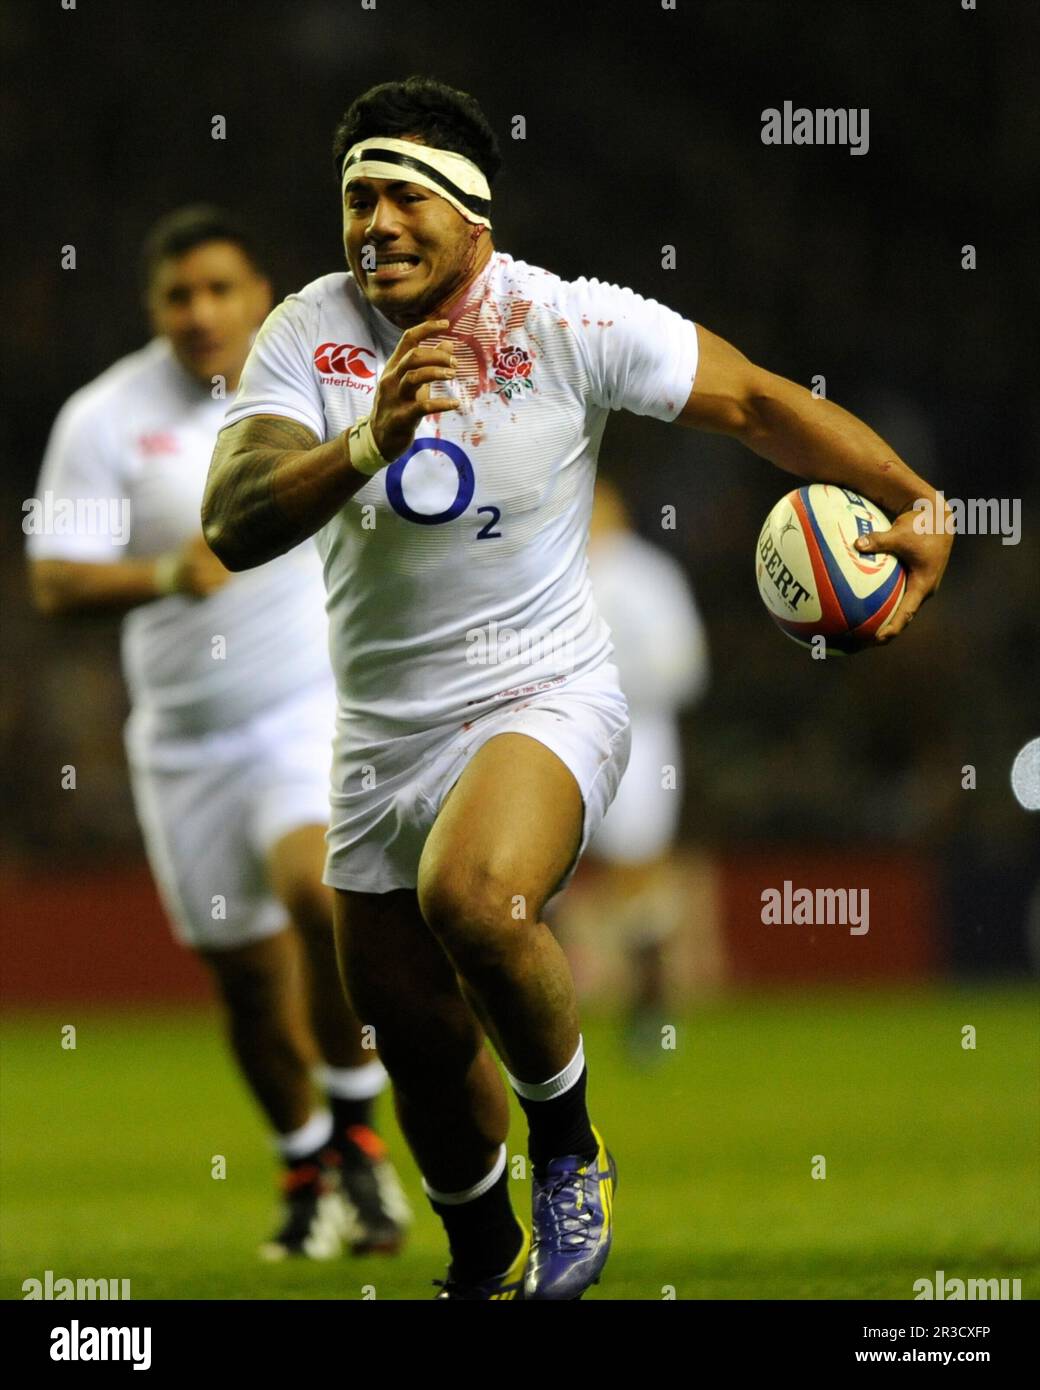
[
  {"xmin": 224, "ymin": 252, "xmax": 700, "ymax": 738},
  {"xmin": 28, "ymin": 338, "xmax": 333, "ymax": 757},
  {"xmin": 589, "ymin": 532, "xmax": 707, "ymax": 863},
  {"xmin": 588, "ymin": 533, "xmax": 708, "ymax": 715}
]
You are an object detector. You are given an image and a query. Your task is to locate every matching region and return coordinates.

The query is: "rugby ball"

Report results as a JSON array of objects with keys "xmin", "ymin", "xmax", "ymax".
[{"xmin": 756, "ymin": 483, "xmax": 906, "ymax": 653}]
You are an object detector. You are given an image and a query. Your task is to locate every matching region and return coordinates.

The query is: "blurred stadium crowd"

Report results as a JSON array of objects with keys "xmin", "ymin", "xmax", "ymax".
[{"xmin": 2, "ymin": 1, "xmax": 1036, "ymax": 975}]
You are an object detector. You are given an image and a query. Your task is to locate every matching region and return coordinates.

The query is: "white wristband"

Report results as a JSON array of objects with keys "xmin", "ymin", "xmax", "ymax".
[{"xmin": 346, "ymin": 416, "xmax": 389, "ymax": 476}]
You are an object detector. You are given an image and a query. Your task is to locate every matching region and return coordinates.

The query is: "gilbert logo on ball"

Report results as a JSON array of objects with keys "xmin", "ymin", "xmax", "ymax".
[{"xmin": 756, "ymin": 484, "xmax": 906, "ymax": 653}]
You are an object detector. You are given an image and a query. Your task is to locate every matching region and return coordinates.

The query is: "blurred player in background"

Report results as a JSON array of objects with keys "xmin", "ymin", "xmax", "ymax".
[
  {"xmin": 585, "ymin": 479, "xmax": 708, "ymax": 1056},
  {"xmin": 26, "ymin": 207, "xmax": 408, "ymax": 1262}
]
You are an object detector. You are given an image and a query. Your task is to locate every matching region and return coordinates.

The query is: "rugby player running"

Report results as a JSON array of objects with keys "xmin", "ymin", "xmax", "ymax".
[{"xmin": 203, "ymin": 77, "xmax": 952, "ymax": 1299}]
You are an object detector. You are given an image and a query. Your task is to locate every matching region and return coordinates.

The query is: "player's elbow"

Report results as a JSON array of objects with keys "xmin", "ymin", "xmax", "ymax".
[
  {"xmin": 200, "ymin": 475, "xmax": 246, "ymax": 570},
  {"xmin": 201, "ymin": 465, "xmax": 263, "ymax": 572},
  {"xmin": 201, "ymin": 515, "xmax": 246, "ymax": 573},
  {"xmin": 740, "ymin": 369, "xmax": 808, "ymax": 450}
]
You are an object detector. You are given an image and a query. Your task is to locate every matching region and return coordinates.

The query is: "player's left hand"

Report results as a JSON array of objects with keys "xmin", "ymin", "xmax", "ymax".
[{"xmin": 854, "ymin": 501, "xmax": 953, "ymax": 643}]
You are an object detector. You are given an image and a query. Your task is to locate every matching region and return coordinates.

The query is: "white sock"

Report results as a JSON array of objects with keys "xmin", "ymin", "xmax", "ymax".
[
  {"xmin": 273, "ymin": 1109, "xmax": 333, "ymax": 1160},
  {"xmin": 422, "ymin": 1144, "xmax": 507, "ymax": 1205},
  {"xmin": 316, "ymin": 1059, "xmax": 388, "ymax": 1100},
  {"xmin": 504, "ymin": 1035, "xmax": 585, "ymax": 1102}
]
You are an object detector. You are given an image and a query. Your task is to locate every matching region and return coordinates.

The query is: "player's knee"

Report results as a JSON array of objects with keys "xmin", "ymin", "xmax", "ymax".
[{"xmin": 418, "ymin": 857, "xmax": 524, "ymax": 972}]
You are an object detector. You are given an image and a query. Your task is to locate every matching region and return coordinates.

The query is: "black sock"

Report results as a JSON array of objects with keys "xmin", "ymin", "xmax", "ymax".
[
  {"xmin": 517, "ymin": 1066, "xmax": 598, "ymax": 1175},
  {"xmin": 329, "ymin": 1093, "xmax": 375, "ymax": 1136},
  {"xmin": 429, "ymin": 1166, "xmax": 524, "ymax": 1284}
]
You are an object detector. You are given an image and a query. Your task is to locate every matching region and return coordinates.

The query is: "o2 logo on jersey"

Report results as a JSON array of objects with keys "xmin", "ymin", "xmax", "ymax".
[{"xmin": 385, "ymin": 437, "xmax": 500, "ymax": 537}]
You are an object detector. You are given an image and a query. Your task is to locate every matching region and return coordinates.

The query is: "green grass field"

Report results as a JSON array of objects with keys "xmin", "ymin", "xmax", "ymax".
[{"xmin": 2, "ymin": 987, "xmax": 1037, "ymax": 1300}]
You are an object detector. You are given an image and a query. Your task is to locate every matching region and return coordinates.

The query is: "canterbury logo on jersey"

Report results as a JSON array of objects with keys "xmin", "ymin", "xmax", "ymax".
[{"xmin": 314, "ymin": 342, "xmax": 377, "ymax": 389}]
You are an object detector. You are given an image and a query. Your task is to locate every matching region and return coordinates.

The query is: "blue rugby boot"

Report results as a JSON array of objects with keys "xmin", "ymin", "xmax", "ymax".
[
  {"xmin": 433, "ymin": 1224, "xmax": 530, "ymax": 1300},
  {"xmin": 524, "ymin": 1126, "xmax": 616, "ymax": 1300}
]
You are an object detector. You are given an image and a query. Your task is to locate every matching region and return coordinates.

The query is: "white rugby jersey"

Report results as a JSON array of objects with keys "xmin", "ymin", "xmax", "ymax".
[
  {"xmin": 223, "ymin": 252, "xmax": 699, "ymax": 736},
  {"xmin": 27, "ymin": 338, "xmax": 333, "ymax": 753},
  {"xmin": 588, "ymin": 531, "xmax": 708, "ymax": 713}
]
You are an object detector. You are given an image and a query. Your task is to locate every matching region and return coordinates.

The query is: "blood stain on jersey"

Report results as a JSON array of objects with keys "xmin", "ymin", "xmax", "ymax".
[{"xmin": 445, "ymin": 285, "xmax": 534, "ymax": 406}]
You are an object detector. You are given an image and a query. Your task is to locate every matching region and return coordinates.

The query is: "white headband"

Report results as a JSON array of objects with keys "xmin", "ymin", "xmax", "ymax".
[{"xmin": 340, "ymin": 135, "xmax": 492, "ymax": 229}]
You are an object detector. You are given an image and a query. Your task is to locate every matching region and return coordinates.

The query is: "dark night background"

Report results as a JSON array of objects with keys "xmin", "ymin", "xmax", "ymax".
[{"xmin": 2, "ymin": 0, "xmax": 1037, "ymax": 973}]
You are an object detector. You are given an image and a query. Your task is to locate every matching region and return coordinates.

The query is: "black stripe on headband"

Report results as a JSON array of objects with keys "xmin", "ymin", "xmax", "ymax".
[{"xmin": 342, "ymin": 146, "xmax": 491, "ymax": 219}]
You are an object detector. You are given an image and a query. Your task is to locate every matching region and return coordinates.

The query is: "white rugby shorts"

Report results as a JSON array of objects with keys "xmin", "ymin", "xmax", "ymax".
[
  {"xmin": 126, "ymin": 681, "xmax": 337, "ymax": 950},
  {"xmin": 323, "ymin": 661, "xmax": 631, "ymax": 898}
]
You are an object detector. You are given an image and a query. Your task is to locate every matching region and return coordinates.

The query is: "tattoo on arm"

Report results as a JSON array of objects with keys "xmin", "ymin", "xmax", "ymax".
[{"xmin": 202, "ymin": 415, "xmax": 322, "ymax": 570}]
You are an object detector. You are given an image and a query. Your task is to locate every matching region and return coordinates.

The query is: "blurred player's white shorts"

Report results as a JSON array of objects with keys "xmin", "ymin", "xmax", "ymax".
[
  {"xmin": 125, "ymin": 680, "xmax": 337, "ymax": 951},
  {"xmin": 590, "ymin": 713, "xmax": 683, "ymax": 864},
  {"xmin": 324, "ymin": 661, "xmax": 631, "ymax": 898}
]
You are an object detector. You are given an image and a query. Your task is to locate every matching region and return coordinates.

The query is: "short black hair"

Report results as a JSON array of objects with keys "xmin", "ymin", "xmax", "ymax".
[
  {"xmin": 139, "ymin": 205, "xmax": 267, "ymax": 295},
  {"xmin": 331, "ymin": 76, "xmax": 501, "ymax": 186}
]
